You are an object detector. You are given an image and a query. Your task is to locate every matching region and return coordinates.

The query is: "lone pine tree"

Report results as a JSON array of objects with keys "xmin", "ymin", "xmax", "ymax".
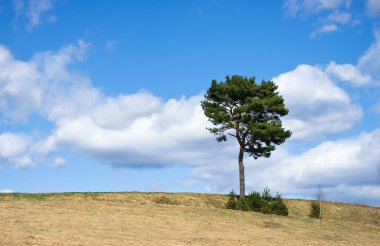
[{"xmin": 201, "ymin": 75, "xmax": 291, "ymax": 197}]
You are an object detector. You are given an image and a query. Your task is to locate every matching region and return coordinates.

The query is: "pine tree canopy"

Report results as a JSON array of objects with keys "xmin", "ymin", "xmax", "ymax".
[{"xmin": 201, "ymin": 75, "xmax": 291, "ymax": 159}]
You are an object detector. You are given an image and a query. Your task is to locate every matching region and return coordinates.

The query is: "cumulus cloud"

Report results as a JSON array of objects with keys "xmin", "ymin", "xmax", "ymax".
[
  {"xmin": 0, "ymin": 133, "xmax": 33, "ymax": 168},
  {"xmin": 326, "ymin": 30, "xmax": 380, "ymax": 86},
  {"xmin": 190, "ymin": 129, "xmax": 380, "ymax": 205},
  {"xmin": 273, "ymin": 64, "xmax": 362, "ymax": 140},
  {"xmin": 0, "ymin": 40, "xmax": 221, "ymax": 168},
  {"xmin": 40, "ymin": 93, "xmax": 216, "ymax": 167},
  {"xmin": 0, "ymin": 40, "xmax": 90, "ymax": 122},
  {"xmin": 326, "ymin": 62, "xmax": 371, "ymax": 86},
  {"xmin": 0, "ymin": 45, "xmax": 42, "ymax": 122}
]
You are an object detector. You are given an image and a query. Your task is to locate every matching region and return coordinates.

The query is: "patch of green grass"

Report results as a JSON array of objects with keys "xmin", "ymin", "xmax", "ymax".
[{"xmin": 11, "ymin": 193, "xmax": 48, "ymax": 201}]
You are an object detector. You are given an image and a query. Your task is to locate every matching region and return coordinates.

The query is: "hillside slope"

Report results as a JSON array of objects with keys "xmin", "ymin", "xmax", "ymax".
[{"xmin": 0, "ymin": 192, "xmax": 379, "ymax": 245}]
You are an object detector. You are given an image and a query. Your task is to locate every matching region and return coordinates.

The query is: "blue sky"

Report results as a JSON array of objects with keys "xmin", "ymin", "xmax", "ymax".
[{"xmin": 0, "ymin": 0, "xmax": 380, "ymax": 206}]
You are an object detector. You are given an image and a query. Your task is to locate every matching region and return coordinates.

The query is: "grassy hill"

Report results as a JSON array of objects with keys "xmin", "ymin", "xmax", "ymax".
[{"xmin": 0, "ymin": 192, "xmax": 379, "ymax": 245}]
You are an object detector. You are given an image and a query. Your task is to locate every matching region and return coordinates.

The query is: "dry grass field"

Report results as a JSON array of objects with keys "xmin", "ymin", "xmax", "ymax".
[{"xmin": 0, "ymin": 192, "xmax": 379, "ymax": 245}]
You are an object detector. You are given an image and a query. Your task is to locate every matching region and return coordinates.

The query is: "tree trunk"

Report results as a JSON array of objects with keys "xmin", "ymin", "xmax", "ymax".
[{"xmin": 238, "ymin": 147, "xmax": 245, "ymax": 198}]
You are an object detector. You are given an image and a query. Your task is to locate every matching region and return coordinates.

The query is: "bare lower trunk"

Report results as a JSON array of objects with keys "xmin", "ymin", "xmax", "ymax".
[{"xmin": 238, "ymin": 147, "xmax": 245, "ymax": 198}]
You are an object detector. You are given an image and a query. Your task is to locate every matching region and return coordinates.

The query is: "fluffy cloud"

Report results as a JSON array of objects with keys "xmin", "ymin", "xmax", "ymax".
[
  {"xmin": 0, "ymin": 45, "xmax": 41, "ymax": 122},
  {"xmin": 0, "ymin": 40, "xmax": 90, "ymax": 122},
  {"xmin": 273, "ymin": 64, "xmax": 362, "ymax": 140},
  {"xmin": 326, "ymin": 62, "xmax": 371, "ymax": 86},
  {"xmin": 0, "ymin": 133, "xmax": 33, "ymax": 168},
  {"xmin": 0, "ymin": 41, "xmax": 220, "ymax": 167},
  {"xmin": 0, "ymin": 40, "xmax": 364, "ymax": 165},
  {"xmin": 190, "ymin": 129, "xmax": 380, "ymax": 205},
  {"xmin": 326, "ymin": 30, "xmax": 380, "ymax": 86},
  {"xmin": 41, "ymin": 93, "xmax": 217, "ymax": 167}
]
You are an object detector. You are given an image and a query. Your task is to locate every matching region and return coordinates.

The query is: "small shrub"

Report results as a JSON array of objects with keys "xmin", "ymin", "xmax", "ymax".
[
  {"xmin": 268, "ymin": 200, "xmax": 288, "ymax": 216},
  {"xmin": 310, "ymin": 200, "xmax": 321, "ymax": 218},
  {"xmin": 262, "ymin": 187, "xmax": 272, "ymax": 201},
  {"xmin": 237, "ymin": 197, "xmax": 250, "ymax": 211},
  {"xmin": 225, "ymin": 187, "xmax": 289, "ymax": 216},
  {"xmin": 225, "ymin": 190, "xmax": 238, "ymax": 209},
  {"xmin": 247, "ymin": 191, "xmax": 265, "ymax": 212}
]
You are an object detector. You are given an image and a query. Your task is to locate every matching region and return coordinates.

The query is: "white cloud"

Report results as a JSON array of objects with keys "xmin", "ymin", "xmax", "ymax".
[
  {"xmin": 190, "ymin": 129, "xmax": 380, "ymax": 205},
  {"xmin": 25, "ymin": 0, "xmax": 55, "ymax": 31},
  {"xmin": 1, "ymin": 41, "xmax": 220, "ymax": 167},
  {"xmin": 12, "ymin": 0, "xmax": 56, "ymax": 31},
  {"xmin": 310, "ymin": 11, "xmax": 360, "ymax": 38},
  {"xmin": 366, "ymin": 0, "xmax": 380, "ymax": 16},
  {"xmin": 0, "ymin": 40, "xmax": 90, "ymax": 122},
  {"xmin": 326, "ymin": 11, "xmax": 352, "ymax": 24},
  {"xmin": 41, "ymin": 94, "xmax": 217, "ymax": 167},
  {"xmin": 310, "ymin": 23, "xmax": 338, "ymax": 37},
  {"xmin": 0, "ymin": 189, "xmax": 14, "ymax": 193},
  {"xmin": 284, "ymin": 0, "xmax": 351, "ymax": 16},
  {"xmin": 0, "ymin": 133, "xmax": 33, "ymax": 168},
  {"xmin": 273, "ymin": 64, "xmax": 362, "ymax": 140},
  {"xmin": 357, "ymin": 30, "xmax": 380, "ymax": 84},
  {"xmin": 326, "ymin": 30, "xmax": 380, "ymax": 86},
  {"xmin": 0, "ymin": 45, "xmax": 41, "ymax": 122},
  {"xmin": 326, "ymin": 62, "xmax": 371, "ymax": 86},
  {"xmin": 283, "ymin": 1, "xmax": 359, "ymax": 37}
]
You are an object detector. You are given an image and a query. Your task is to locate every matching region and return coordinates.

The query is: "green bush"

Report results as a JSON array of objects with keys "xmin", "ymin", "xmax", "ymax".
[
  {"xmin": 247, "ymin": 191, "xmax": 265, "ymax": 212},
  {"xmin": 237, "ymin": 197, "xmax": 250, "ymax": 211},
  {"xmin": 310, "ymin": 200, "xmax": 320, "ymax": 218},
  {"xmin": 225, "ymin": 187, "xmax": 288, "ymax": 216},
  {"xmin": 261, "ymin": 187, "xmax": 272, "ymax": 201},
  {"xmin": 225, "ymin": 190, "xmax": 238, "ymax": 209},
  {"xmin": 267, "ymin": 200, "xmax": 288, "ymax": 216}
]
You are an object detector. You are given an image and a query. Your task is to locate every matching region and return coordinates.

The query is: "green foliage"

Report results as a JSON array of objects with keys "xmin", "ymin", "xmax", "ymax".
[
  {"xmin": 310, "ymin": 201, "xmax": 321, "ymax": 218},
  {"xmin": 11, "ymin": 193, "xmax": 47, "ymax": 201},
  {"xmin": 268, "ymin": 197, "xmax": 288, "ymax": 216},
  {"xmin": 261, "ymin": 187, "xmax": 272, "ymax": 201},
  {"xmin": 247, "ymin": 191, "xmax": 265, "ymax": 212},
  {"xmin": 202, "ymin": 75, "xmax": 291, "ymax": 197},
  {"xmin": 237, "ymin": 197, "xmax": 250, "ymax": 211},
  {"xmin": 226, "ymin": 187, "xmax": 288, "ymax": 216},
  {"xmin": 201, "ymin": 75, "xmax": 292, "ymax": 159},
  {"xmin": 225, "ymin": 190, "xmax": 239, "ymax": 209}
]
